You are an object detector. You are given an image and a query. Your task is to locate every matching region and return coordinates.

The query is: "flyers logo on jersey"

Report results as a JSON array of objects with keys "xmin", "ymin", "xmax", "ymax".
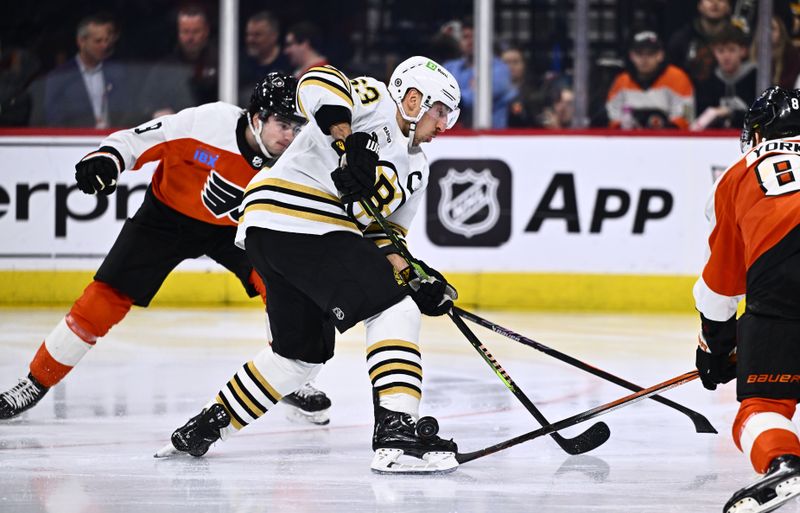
[{"xmin": 201, "ymin": 171, "xmax": 245, "ymax": 222}]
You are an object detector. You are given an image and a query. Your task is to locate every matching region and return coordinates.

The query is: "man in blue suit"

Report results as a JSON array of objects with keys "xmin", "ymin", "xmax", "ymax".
[{"xmin": 34, "ymin": 14, "xmax": 138, "ymax": 128}]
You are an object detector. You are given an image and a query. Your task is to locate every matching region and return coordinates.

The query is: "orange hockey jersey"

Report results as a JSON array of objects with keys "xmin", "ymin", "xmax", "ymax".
[
  {"xmin": 695, "ymin": 136, "xmax": 800, "ymax": 325},
  {"xmin": 606, "ymin": 64, "xmax": 694, "ymax": 129},
  {"xmin": 99, "ymin": 102, "xmax": 272, "ymax": 226}
]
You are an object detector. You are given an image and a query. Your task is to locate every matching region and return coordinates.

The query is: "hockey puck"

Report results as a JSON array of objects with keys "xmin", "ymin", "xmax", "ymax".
[{"xmin": 416, "ymin": 416, "xmax": 439, "ymax": 439}]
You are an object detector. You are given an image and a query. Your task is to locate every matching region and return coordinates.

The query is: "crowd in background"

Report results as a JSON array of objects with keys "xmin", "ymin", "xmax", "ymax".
[{"xmin": 2, "ymin": 0, "xmax": 800, "ymax": 130}]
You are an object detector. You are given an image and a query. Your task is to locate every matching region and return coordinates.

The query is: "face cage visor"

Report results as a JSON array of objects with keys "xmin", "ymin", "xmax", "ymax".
[{"xmin": 421, "ymin": 101, "xmax": 460, "ymax": 130}]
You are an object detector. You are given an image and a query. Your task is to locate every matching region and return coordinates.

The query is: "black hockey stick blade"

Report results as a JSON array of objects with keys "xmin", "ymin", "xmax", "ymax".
[
  {"xmin": 455, "ymin": 370, "xmax": 700, "ymax": 465},
  {"xmin": 454, "ymin": 307, "xmax": 717, "ymax": 434},
  {"xmin": 448, "ymin": 309, "xmax": 610, "ymax": 455}
]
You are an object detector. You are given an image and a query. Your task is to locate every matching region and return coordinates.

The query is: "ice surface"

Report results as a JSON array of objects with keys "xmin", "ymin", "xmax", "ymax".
[{"xmin": 0, "ymin": 308, "xmax": 795, "ymax": 513}]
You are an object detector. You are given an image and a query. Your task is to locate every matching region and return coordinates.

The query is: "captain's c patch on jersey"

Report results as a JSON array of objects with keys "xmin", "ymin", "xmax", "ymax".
[{"xmin": 202, "ymin": 170, "xmax": 245, "ymax": 222}]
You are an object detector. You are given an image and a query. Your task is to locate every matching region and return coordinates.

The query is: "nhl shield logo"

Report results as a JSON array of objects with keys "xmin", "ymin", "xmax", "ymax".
[{"xmin": 437, "ymin": 168, "xmax": 500, "ymax": 238}]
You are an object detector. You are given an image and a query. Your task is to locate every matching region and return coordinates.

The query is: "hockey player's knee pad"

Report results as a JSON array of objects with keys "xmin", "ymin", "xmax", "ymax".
[
  {"xmin": 364, "ymin": 296, "xmax": 421, "ymax": 345},
  {"xmin": 252, "ymin": 347, "xmax": 322, "ymax": 397},
  {"xmin": 69, "ymin": 280, "xmax": 133, "ymax": 339}
]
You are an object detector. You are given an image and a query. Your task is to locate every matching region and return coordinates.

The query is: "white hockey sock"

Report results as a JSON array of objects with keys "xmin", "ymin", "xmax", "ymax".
[
  {"xmin": 210, "ymin": 347, "xmax": 321, "ymax": 438},
  {"xmin": 365, "ymin": 296, "xmax": 422, "ymax": 418},
  {"xmin": 30, "ymin": 316, "xmax": 96, "ymax": 387}
]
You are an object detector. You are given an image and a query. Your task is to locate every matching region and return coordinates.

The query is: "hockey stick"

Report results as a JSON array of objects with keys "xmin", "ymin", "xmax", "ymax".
[
  {"xmin": 358, "ymin": 199, "xmax": 610, "ymax": 454},
  {"xmin": 448, "ymin": 308, "xmax": 609, "ymax": 454},
  {"xmin": 453, "ymin": 307, "xmax": 717, "ymax": 434},
  {"xmin": 456, "ymin": 370, "xmax": 700, "ymax": 465}
]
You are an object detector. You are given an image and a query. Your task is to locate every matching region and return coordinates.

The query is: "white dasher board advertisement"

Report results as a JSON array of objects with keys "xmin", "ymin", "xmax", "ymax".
[{"xmin": 0, "ymin": 133, "xmax": 740, "ymax": 275}]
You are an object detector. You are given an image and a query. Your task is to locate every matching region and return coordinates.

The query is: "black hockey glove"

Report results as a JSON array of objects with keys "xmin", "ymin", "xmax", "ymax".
[
  {"xmin": 695, "ymin": 345, "xmax": 736, "ymax": 391},
  {"xmin": 330, "ymin": 132, "xmax": 379, "ymax": 204},
  {"xmin": 75, "ymin": 149, "xmax": 122, "ymax": 196},
  {"xmin": 401, "ymin": 260, "xmax": 457, "ymax": 317}
]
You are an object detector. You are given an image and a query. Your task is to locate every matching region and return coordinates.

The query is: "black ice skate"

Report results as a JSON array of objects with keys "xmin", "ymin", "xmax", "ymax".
[
  {"xmin": 0, "ymin": 373, "xmax": 48, "ymax": 419},
  {"xmin": 161, "ymin": 404, "xmax": 230, "ymax": 458},
  {"xmin": 282, "ymin": 382, "xmax": 332, "ymax": 425},
  {"xmin": 371, "ymin": 405, "xmax": 458, "ymax": 474},
  {"xmin": 725, "ymin": 455, "xmax": 800, "ymax": 513}
]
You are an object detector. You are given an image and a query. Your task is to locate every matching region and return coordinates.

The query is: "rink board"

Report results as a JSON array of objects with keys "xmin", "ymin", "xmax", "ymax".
[{"xmin": 0, "ymin": 132, "xmax": 738, "ymax": 310}]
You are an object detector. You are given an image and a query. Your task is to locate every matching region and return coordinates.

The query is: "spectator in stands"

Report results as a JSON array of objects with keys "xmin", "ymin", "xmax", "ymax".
[
  {"xmin": 284, "ymin": 22, "xmax": 328, "ymax": 78},
  {"xmin": 443, "ymin": 17, "xmax": 515, "ymax": 128},
  {"xmin": 692, "ymin": 23, "xmax": 755, "ymax": 130},
  {"xmin": 607, "ymin": 30, "xmax": 695, "ymax": 130},
  {"xmin": 428, "ymin": 20, "xmax": 462, "ymax": 65},
  {"xmin": 540, "ymin": 84, "xmax": 575, "ymax": 129},
  {"xmin": 668, "ymin": 0, "xmax": 732, "ymax": 84},
  {"xmin": 0, "ymin": 45, "xmax": 40, "ymax": 126},
  {"xmin": 31, "ymin": 14, "xmax": 136, "ymax": 128},
  {"xmin": 141, "ymin": 4, "xmax": 218, "ymax": 117},
  {"xmin": 752, "ymin": 15, "xmax": 800, "ymax": 90},
  {"xmin": 502, "ymin": 46, "xmax": 546, "ymax": 128},
  {"xmin": 239, "ymin": 11, "xmax": 290, "ymax": 105}
]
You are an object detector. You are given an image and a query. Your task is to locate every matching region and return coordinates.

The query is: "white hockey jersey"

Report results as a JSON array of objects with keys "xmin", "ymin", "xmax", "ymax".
[{"xmin": 236, "ymin": 66, "xmax": 429, "ymax": 250}]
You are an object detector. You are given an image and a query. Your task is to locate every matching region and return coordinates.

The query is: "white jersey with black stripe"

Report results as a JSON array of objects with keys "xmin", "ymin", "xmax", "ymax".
[{"xmin": 235, "ymin": 65, "xmax": 428, "ymax": 250}]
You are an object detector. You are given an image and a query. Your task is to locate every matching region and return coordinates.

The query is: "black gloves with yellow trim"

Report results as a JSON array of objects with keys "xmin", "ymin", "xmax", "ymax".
[
  {"xmin": 330, "ymin": 132, "xmax": 379, "ymax": 204},
  {"xmin": 398, "ymin": 260, "xmax": 457, "ymax": 317}
]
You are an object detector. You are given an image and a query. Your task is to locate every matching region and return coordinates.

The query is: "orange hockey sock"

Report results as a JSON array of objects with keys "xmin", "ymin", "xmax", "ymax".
[
  {"xmin": 29, "ymin": 281, "xmax": 133, "ymax": 388},
  {"xmin": 734, "ymin": 398, "xmax": 800, "ymax": 473}
]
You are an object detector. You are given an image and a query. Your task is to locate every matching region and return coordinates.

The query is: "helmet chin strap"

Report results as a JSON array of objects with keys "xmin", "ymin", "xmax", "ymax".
[
  {"xmin": 248, "ymin": 115, "xmax": 274, "ymax": 159},
  {"xmin": 397, "ymin": 102, "xmax": 429, "ymax": 149},
  {"xmin": 407, "ymin": 122, "xmax": 418, "ymax": 149}
]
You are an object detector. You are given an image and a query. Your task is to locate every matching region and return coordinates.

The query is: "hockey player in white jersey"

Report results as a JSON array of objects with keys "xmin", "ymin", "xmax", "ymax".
[{"xmin": 160, "ymin": 57, "xmax": 462, "ymax": 473}]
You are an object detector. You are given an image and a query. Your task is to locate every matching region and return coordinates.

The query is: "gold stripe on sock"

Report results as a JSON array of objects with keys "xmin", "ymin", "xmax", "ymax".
[
  {"xmin": 366, "ymin": 339, "xmax": 420, "ymax": 354},
  {"xmin": 377, "ymin": 386, "xmax": 421, "ymax": 400},
  {"xmin": 216, "ymin": 393, "xmax": 244, "ymax": 430},
  {"xmin": 229, "ymin": 376, "xmax": 265, "ymax": 417},
  {"xmin": 245, "ymin": 361, "xmax": 283, "ymax": 402},
  {"xmin": 368, "ymin": 362, "xmax": 423, "ymax": 381}
]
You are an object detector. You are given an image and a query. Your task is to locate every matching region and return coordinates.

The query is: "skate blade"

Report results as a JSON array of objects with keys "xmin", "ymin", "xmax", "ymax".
[
  {"xmin": 285, "ymin": 406, "xmax": 330, "ymax": 426},
  {"xmin": 153, "ymin": 443, "xmax": 180, "ymax": 458},
  {"xmin": 370, "ymin": 448, "xmax": 458, "ymax": 475},
  {"xmin": 727, "ymin": 477, "xmax": 800, "ymax": 513}
]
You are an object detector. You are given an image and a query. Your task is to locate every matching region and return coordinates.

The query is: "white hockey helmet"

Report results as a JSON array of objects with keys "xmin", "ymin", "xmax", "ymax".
[{"xmin": 389, "ymin": 56, "xmax": 461, "ymax": 130}]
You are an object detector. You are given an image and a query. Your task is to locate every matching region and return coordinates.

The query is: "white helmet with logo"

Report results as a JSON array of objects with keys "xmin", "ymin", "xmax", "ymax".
[{"xmin": 388, "ymin": 56, "xmax": 461, "ymax": 142}]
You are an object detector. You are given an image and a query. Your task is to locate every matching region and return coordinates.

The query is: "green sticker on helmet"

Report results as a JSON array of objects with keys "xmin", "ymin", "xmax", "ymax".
[{"xmin": 426, "ymin": 61, "xmax": 437, "ymax": 70}]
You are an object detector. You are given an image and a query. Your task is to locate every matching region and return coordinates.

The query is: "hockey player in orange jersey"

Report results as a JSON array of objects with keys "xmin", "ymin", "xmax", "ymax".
[
  {"xmin": 694, "ymin": 86, "xmax": 800, "ymax": 513},
  {"xmin": 0, "ymin": 72, "xmax": 331, "ymax": 425}
]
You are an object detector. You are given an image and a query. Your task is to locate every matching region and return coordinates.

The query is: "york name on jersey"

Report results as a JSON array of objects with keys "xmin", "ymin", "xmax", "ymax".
[{"xmin": 236, "ymin": 65, "xmax": 428, "ymax": 251}]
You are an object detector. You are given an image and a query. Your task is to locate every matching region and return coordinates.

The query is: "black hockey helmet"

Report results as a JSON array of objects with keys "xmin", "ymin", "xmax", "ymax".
[
  {"xmin": 741, "ymin": 86, "xmax": 800, "ymax": 152},
  {"xmin": 248, "ymin": 71, "xmax": 305, "ymax": 124}
]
